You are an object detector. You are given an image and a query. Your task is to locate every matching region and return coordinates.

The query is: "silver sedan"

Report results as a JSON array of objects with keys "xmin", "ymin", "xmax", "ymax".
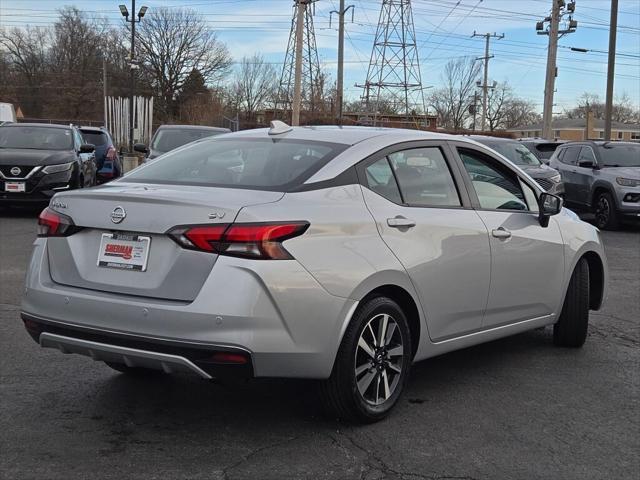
[{"xmin": 22, "ymin": 124, "xmax": 607, "ymax": 423}]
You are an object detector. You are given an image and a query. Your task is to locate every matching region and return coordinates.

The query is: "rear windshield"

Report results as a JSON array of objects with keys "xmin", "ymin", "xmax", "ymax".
[
  {"xmin": 599, "ymin": 144, "xmax": 640, "ymax": 168},
  {"xmin": 484, "ymin": 141, "xmax": 541, "ymax": 166},
  {"xmin": 151, "ymin": 128, "xmax": 224, "ymax": 153},
  {"xmin": 0, "ymin": 126, "xmax": 73, "ymax": 151},
  {"xmin": 81, "ymin": 131, "xmax": 109, "ymax": 147},
  {"xmin": 124, "ymin": 138, "xmax": 347, "ymax": 191}
]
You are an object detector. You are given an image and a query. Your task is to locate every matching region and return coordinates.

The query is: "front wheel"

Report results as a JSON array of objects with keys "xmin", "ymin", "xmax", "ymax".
[
  {"xmin": 593, "ymin": 191, "xmax": 619, "ymax": 230},
  {"xmin": 554, "ymin": 258, "xmax": 590, "ymax": 348},
  {"xmin": 320, "ymin": 296, "xmax": 412, "ymax": 423}
]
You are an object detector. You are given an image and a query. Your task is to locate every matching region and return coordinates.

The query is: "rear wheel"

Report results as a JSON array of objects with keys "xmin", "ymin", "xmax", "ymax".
[
  {"xmin": 320, "ymin": 296, "xmax": 412, "ymax": 423},
  {"xmin": 554, "ymin": 258, "xmax": 590, "ymax": 348},
  {"xmin": 593, "ymin": 191, "xmax": 619, "ymax": 230},
  {"xmin": 104, "ymin": 361, "xmax": 164, "ymax": 376}
]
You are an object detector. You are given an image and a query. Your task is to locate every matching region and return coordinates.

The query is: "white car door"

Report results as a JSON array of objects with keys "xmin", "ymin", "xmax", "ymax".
[
  {"xmin": 358, "ymin": 142, "xmax": 491, "ymax": 341},
  {"xmin": 453, "ymin": 144, "xmax": 565, "ymax": 328}
]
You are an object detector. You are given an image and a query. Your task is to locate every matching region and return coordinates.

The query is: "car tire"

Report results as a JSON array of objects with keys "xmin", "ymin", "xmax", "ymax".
[
  {"xmin": 104, "ymin": 361, "xmax": 164, "ymax": 376},
  {"xmin": 593, "ymin": 191, "xmax": 619, "ymax": 230},
  {"xmin": 320, "ymin": 296, "xmax": 412, "ymax": 423},
  {"xmin": 553, "ymin": 257, "xmax": 590, "ymax": 348}
]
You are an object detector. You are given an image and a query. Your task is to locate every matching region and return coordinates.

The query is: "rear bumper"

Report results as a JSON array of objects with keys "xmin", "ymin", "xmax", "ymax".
[
  {"xmin": 22, "ymin": 313, "xmax": 253, "ymax": 379},
  {"xmin": 22, "ymin": 238, "xmax": 356, "ymax": 379}
]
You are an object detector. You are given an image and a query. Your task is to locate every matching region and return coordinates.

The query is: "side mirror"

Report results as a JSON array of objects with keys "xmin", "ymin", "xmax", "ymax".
[
  {"xmin": 578, "ymin": 159, "xmax": 596, "ymax": 168},
  {"xmin": 133, "ymin": 143, "xmax": 148, "ymax": 154},
  {"xmin": 79, "ymin": 144, "xmax": 95, "ymax": 153},
  {"xmin": 538, "ymin": 192, "xmax": 563, "ymax": 227}
]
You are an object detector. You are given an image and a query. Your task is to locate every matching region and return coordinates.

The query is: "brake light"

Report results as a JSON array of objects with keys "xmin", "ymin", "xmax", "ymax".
[
  {"xmin": 168, "ymin": 222, "xmax": 309, "ymax": 260},
  {"xmin": 37, "ymin": 207, "xmax": 79, "ymax": 237}
]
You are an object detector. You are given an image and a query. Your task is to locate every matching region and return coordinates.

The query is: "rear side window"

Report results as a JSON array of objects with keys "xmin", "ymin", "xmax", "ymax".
[
  {"xmin": 124, "ymin": 138, "xmax": 347, "ymax": 191},
  {"xmin": 561, "ymin": 146, "xmax": 581, "ymax": 165},
  {"xmin": 364, "ymin": 158, "xmax": 403, "ymax": 204}
]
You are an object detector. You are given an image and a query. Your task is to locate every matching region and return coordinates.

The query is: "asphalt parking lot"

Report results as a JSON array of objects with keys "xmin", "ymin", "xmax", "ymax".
[{"xmin": 1, "ymin": 207, "xmax": 638, "ymax": 480}]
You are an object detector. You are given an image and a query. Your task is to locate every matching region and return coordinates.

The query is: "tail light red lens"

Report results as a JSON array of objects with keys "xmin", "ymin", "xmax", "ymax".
[
  {"xmin": 168, "ymin": 222, "xmax": 309, "ymax": 260},
  {"xmin": 37, "ymin": 207, "xmax": 79, "ymax": 237}
]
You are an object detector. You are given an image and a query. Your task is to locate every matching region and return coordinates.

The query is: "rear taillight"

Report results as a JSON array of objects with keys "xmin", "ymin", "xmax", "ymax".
[
  {"xmin": 37, "ymin": 207, "xmax": 79, "ymax": 237},
  {"xmin": 167, "ymin": 222, "xmax": 309, "ymax": 260}
]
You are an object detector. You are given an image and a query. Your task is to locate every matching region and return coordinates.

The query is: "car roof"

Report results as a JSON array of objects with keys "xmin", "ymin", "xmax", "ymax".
[
  {"xmin": 518, "ymin": 138, "xmax": 565, "ymax": 145},
  {"xmin": 225, "ymin": 125, "xmax": 456, "ymax": 146},
  {"xmin": 79, "ymin": 126, "xmax": 107, "ymax": 132},
  {"xmin": 558, "ymin": 140, "xmax": 638, "ymax": 147},
  {"xmin": 156, "ymin": 125, "xmax": 231, "ymax": 132},
  {"xmin": 2, "ymin": 122, "xmax": 72, "ymax": 130},
  {"xmin": 466, "ymin": 135, "xmax": 518, "ymax": 144}
]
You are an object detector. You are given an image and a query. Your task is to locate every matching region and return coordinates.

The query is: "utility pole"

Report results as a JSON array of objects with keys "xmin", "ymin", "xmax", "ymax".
[
  {"xmin": 330, "ymin": 1, "xmax": 354, "ymax": 125},
  {"xmin": 538, "ymin": 0, "xmax": 577, "ymax": 140},
  {"xmin": 472, "ymin": 31, "xmax": 503, "ymax": 132},
  {"xmin": 291, "ymin": 0, "xmax": 307, "ymax": 126},
  {"xmin": 604, "ymin": 0, "xmax": 618, "ymax": 141},
  {"xmin": 119, "ymin": 2, "xmax": 147, "ymax": 152}
]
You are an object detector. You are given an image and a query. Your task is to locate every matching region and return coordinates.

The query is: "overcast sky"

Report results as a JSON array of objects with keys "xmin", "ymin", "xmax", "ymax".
[{"xmin": 2, "ymin": 0, "xmax": 639, "ymax": 113}]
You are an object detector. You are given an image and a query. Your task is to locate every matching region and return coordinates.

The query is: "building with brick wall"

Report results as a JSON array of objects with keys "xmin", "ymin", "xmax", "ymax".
[{"xmin": 508, "ymin": 111, "xmax": 640, "ymax": 141}]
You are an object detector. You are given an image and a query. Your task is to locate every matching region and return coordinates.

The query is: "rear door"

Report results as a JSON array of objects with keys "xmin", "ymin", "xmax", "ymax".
[
  {"xmin": 452, "ymin": 143, "xmax": 565, "ymax": 328},
  {"xmin": 358, "ymin": 141, "xmax": 491, "ymax": 341},
  {"xmin": 555, "ymin": 145, "xmax": 583, "ymax": 205},
  {"xmin": 575, "ymin": 146, "xmax": 598, "ymax": 205}
]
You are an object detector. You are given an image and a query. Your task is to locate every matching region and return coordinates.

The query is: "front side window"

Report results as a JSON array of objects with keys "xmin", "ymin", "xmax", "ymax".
[
  {"xmin": 577, "ymin": 146, "xmax": 597, "ymax": 166},
  {"xmin": 388, "ymin": 147, "xmax": 461, "ymax": 207},
  {"xmin": 0, "ymin": 126, "xmax": 73, "ymax": 151},
  {"xmin": 125, "ymin": 138, "xmax": 346, "ymax": 191},
  {"xmin": 458, "ymin": 148, "xmax": 528, "ymax": 211}
]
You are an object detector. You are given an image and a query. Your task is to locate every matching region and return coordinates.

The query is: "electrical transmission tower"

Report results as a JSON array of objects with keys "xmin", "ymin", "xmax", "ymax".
[
  {"xmin": 357, "ymin": 0, "xmax": 426, "ymax": 127},
  {"xmin": 276, "ymin": 0, "xmax": 321, "ymax": 124}
]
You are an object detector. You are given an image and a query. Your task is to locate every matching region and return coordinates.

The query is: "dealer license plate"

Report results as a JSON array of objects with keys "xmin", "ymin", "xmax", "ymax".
[
  {"xmin": 5, "ymin": 182, "xmax": 26, "ymax": 193},
  {"xmin": 97, "ymin": 233, "xmax": 151, "ymax": 271}
]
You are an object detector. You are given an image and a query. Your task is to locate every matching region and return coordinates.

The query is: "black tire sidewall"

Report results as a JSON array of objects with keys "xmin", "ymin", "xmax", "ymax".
[{"xmin": 594, "ymin": 191, "xmax": 618, "ymax": 230}]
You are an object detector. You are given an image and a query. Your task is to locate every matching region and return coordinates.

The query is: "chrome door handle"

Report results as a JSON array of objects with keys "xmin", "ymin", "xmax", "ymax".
[
  {"xmin": 387, "ymin": 217, "xmax": 416, "ymax": 228},
  {"xmin": 491, "ymin": 227, "xmax": 512, "ymax": 239}
]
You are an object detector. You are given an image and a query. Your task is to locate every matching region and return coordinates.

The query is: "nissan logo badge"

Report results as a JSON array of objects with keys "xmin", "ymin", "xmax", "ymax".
[
  {"xmin": 10, "ymin": 166, "xmax": 21, "ymax": 176},
  {"xmin": 111, "ymin": 206, "xmax": 126, "ymax": 224}
]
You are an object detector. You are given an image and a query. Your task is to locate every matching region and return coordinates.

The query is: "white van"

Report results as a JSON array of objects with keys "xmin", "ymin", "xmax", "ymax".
[{"xmin": 0, "ymin": 103, "xmax": 17, "ymax": 124}]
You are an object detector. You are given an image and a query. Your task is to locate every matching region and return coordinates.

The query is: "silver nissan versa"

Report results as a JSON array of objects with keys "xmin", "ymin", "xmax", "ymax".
[{"xmin": 22, "ymin": 124, "xmax": 608, "ymax": 423}]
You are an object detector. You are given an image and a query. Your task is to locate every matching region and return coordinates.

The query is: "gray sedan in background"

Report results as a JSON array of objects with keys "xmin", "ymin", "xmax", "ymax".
[{"xmin": 22, "ymin": 124, "xmax": 607, "ymax": 422}]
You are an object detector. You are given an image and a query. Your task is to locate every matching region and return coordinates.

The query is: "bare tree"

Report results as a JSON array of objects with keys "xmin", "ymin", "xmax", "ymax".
[
  {"xmin": 428, "ymin": 57, "xmax": 481, "ymax": 130},
  {"xmin": 231, "ymin": 55, "xmax": 276, "ymax": 121},
  {"xmin": 503, "ymin": 99, "xmax": 540, "ymax": 130},
  {"xmin": 563, "ymin": 92, "xmax": 639, "ymax": 124},
  {"xmin": 0, "ymin": 26, "xmax": 50, "ymax": 117},
  {"xmin": 135, "ymin": 8, "xmax": 232, "ymax": 120}
]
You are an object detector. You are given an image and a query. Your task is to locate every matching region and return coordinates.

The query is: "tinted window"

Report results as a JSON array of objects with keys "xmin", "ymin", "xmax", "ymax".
[
  {"xmin": 577, "ymin": 146, "xmax": 597, "ymax": 166},
  {"xmin": 561, "ymin": 146, "xmax": 581, "ymax": 165},
  {"xmin": 388, "ymin": 147, "xmax": 461, "ymax": 207},
  {"xmin": 458, "ymin": 148, "xmax": 528, "ymax": 211},
  {"xmin": 125, "ymin": 138, "xmax": 346, "ymax": 190},
  {"xmin": 364, "ymin": 157, "xmax": 402, "ymax": 204},
  {"xmin": 598, "ymin": 143, "xmax": 640, "ymax": 167},
  {"xmin": 81, "ymin": 131, "xmax": 109, "ymax": 147},
  {"xmin": 151, "ymin": 128, "xmax": 224, "ymax": 153},
  {"xmin": 0, "ymin": 126, "xmax": 73, "ymax": 150},
  {"xmin": 483, "ymin": 141, "xmax": 541, "ymax": 166}
]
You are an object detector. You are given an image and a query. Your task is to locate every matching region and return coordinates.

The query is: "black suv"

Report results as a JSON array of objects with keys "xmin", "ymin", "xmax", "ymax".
[
  {"xmin": 549, "ymin": 141, "xmax": 640, "ymax": 229},
  {"xmin": 0, "ymin": 123, "xmax": 97, "ymax": 205}
]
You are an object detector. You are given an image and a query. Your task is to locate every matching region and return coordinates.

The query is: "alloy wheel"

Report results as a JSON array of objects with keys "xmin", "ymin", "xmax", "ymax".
[{"xmin": 354, "ymin": 313, "xmax": 404, "ymax": 406}]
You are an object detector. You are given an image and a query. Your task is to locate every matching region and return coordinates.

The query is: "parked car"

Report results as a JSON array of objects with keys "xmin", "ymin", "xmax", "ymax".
[
  {"xmin": 549, "ymin": 140, "xmax": 640, "ymax": 229},
  {"xmin": 79, "ymin": 126, "xmax": 122, "ymax": 184},
  {"xmin": 22, "ymin": 124, "xmax": 607, "ymax": 423},
  {"xmin": 518, "ymin": 138, "xmax": 565, "ymax": 162},
  {"xmin": 469, "ymin": 136, "xmax": 564, "ymax": 196},
  {"xmin": 135, "ymin": 125, "xmax": 231, "ymax": 160},
  {"xmin": 0, "ymin": 123, "xmax": 96, "ymax": 205}
]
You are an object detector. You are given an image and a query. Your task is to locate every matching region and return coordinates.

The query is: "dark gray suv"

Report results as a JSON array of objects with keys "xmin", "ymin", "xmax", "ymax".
[{"xmin": 549, "ymin": 141, "xmax": 640, "ymax": 229}]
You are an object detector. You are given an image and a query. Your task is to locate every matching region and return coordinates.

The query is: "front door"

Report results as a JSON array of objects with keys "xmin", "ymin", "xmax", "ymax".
[
  {"xmin": 358, "ymin": 143, "xmax": 491, "ymax": 341},
  {"xmin": 454, "ymin": 145, "xmax": 565, "ymax": 328}
]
